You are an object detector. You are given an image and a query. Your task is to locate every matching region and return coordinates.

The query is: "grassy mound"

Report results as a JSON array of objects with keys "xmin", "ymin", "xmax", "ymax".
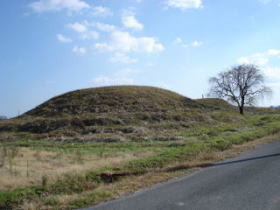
[
  {"xmin": 196, "ymin": 98, "xmax": 275, "ymax": 114},
  {"xmin": 25, "ymin": 86, "xmax": 201, "ymax": 117},
  {"xmin": 1, "ymin": 86, "xmax": 273, "ymax": 142},
  {"xmin": 196, "ymin": 98, "xmax": 236, "ymax": 111}
]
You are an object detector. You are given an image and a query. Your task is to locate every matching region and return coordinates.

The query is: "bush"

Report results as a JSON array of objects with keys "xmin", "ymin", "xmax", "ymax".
[{"xmin": 50, "ymin": 174, "xmax": 96, "ymax": 194}]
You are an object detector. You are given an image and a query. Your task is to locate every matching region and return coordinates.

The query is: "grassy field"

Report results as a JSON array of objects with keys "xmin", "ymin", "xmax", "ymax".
[
  {"xmin": 1, "ymin": 113, "xmax": 280, "ymax": 209},
  {"xmin": 0, "ymin": 86, "xmax": 279, "ymax": 209},
  {"xmin": 0, "ymin": 86, "xmax": 244, "ymax": 143}
]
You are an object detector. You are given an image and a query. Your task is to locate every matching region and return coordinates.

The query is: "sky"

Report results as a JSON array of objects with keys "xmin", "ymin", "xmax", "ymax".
[{"xmin": 1, "ymin": 0, "xmax": 280, "ymax": 118}]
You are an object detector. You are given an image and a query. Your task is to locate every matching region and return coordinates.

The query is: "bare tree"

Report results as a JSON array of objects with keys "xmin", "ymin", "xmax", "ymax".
[{"xmin": 208, "ymin": 64, "xmax": 272, "ymax": 115}]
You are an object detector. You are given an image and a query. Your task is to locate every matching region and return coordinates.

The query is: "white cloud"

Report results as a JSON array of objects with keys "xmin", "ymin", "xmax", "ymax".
[
  {"xmin": 237, "ymin": 49, "xmax": 280, "ymax": 66},
  {"xmin": 92, "ymin": 76, "xmax": 134, "ymax": 86},
  {"xmin": 173, "ymin": 37, "xmax": 183, "ymax": 44},
  {"xmin": 237, "ymin": 55, "xmax": 268, "ymax": 66},
  {"xmin": 268, "ymin": 81, "xmax": 280, "ymax": 88},
  {"xmin": 118, "ymin": 68, "xmax": 138, "ymax": 76},
  {"xmin": 78, "ymin": 21, "xmax": 117, "ymax": 33},
  {"xmin": 92, "ymin": 68, "xmax": 138, "ymax": 86},
  {"xmin": 80, "ymin": 31, "xmax": 99, "ymax": 40},
  {"xmin": 67, "ymin": 22, "xmax": 100, "ymax": 40},
  {"xmin": 56, "ymin": 34, "xmax": 72, "ymax": 43},
  {"xmin": 173, "ymin": 37, "xmax": 188, "ymax": 48},
  {"xmin": 67, "ymin": 22, "xmax": 87, "ymax": 33},
  {"xmin": 122, "ymin": 15, "xmax": 144, "ymax": 31},
  {"xmin": 29, "ymin": 0, "xmax": 90, "ymax": 12},
  {"xmin": 237, "ymin": 49, "xmax": 280, "ymax": 106},
  {"xmin": 92, "ymin": 6, "xmax": 113, "ymax": 17},
  {"xmin": 94, "ymin": 22, "xmax": 117, "ymax": 32},
  {"xmin": 263, "ymin": 66, "xmax": 280, "ymax": 79},
  {"xmin": 110, "ymin": 53, "xmax": 138, "ymax": 64},
  {"xmin": 166, "ymin": 0, "xmax": 203, "ymax": 10},
  {"xmin": 267, "ymin": 49, "xmax": 280, "ymax": 56},
  {"xmin": 72, "ymin": 46, "xmax": 86, "ymax": 55},
  {"xmin": 236, "ymin": 50, "xmax": 280, "ymax": 100},
  {"xmin": 155, "ymin": 82, "xmax": 170, "ymax": 89},
  {"xmin": 191, "ymin": 40, "xmax": 203, "ymax": 47},
  {"xmin": 173, "ymin": 38, "xmax": 203, "ymax": 48},
  {"xmin": 93, "ymin": 31, "xmax": 164, "ymax": 53},
  {"xmin": 263, "ymin": 67, "xmax": 280, "ymax": 96},
  {"xmin": 146, "ymin": 62, "xmax": 156, "ymax": 67}
]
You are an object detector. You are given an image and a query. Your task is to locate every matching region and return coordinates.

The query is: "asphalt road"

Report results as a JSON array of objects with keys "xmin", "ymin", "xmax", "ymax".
[{"xmin": 85, "ymin": 141, "xmax": 280, "ymax": 210}]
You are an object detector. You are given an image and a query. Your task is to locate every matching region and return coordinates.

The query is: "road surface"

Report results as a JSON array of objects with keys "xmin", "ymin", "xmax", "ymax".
[{"xmin": 84, "ymin": 141, "xmax": 280, "ymax": 210}]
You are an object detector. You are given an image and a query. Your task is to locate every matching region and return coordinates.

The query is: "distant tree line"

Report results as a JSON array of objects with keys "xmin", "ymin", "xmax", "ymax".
[
  {"xmin": 0, "ymin": 116, "xmax": 8, "ymax": 120},
  {"xmin": 270, "ymin": 106, "xmax": 280, "ymax": 109}
]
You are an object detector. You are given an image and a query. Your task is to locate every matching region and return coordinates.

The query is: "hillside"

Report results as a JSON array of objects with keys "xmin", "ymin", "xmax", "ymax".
[
  {"xmin": 0, "ymin": 85, "xmax": 270, "ymax": 142},
  {"xmin": 1, "ymin": 86, "xmax": 280, "ymax": 209},
  {"xmin": 196, "ymin": 98, "xmax": 236, "ymax": 111},
  {"xmin": 24, "ymin": 86, "xmax": 202, "ymax": 117}
]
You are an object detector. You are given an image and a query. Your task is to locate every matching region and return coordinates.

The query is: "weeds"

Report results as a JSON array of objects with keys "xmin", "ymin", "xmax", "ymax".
[
  {"xmin": 74, "ymin": 150, "xmax": 84, "ymax": 164},
  {"xmin": 42, "ymin": 176, "xmax": 48, "ymax": 187},
  {"xmin": 0, "ymin": 113, "xmax": 279, "ymax": 209},
  {"xmin": 0, "ymin": 145, "xmax": 19, "ymax": 175}
]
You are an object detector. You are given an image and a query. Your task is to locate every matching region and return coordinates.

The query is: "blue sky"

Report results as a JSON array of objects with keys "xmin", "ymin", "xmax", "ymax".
[{"xmin": 1, "ymin": 0, "xmax": 280, "ymax": 117}]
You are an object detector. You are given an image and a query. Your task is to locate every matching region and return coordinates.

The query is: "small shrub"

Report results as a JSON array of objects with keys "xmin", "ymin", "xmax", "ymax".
[
  {"xmin": 74, "ymin": 150, "xmax": 84, "ymax": 164},
  {"xmin": 207, "ymin": 129, "xmax": 220, "ymax": 137},
  {"xmin": 69, "ymin": 190, "xmax": 112, "ymax": 209},
  {"xmin": 212, "ymin": 140, "xmax": 232, "ymax": 151},
  {"xmin": 42, "ymin": 176, "xmax": 48, "ymax": 187},
  {"xmin": 44, "ymin": 198, "xmax": 59, "ymax": 206},
  {"xmin": 85, "ymin": 172, "xmax": 102, "ymax": 183},
  {"xmin": 50, "ymin": 174, "xmax": 96, "ymax": 194}
]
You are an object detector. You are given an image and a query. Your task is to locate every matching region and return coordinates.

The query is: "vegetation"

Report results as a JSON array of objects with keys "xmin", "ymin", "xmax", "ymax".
[
  {"xmin": 208, "ymin": 64, "xmax": 272, "ymax": 115},
  {"xmin": 0, "ymin": 116, "xmax": 7, "ymax": 120},
  {"xmin": 0, "ymin": 86, "xmax": 274, "ymax": 143},
  {"xmin": 0, "ymin": 85, "xmax": 279, "ymax": 209}
]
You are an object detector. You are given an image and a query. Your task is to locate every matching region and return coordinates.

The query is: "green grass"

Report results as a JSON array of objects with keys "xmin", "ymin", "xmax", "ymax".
[
  {"xmin": 1, "ymin": 114, "xmax": 280, "ymax": 209},
  {"xmin": 0, "ymin": 86, "xmax": 280, "ymax": 208},
  {"xmin": 3, "ymin": 85, "xmax": 275, "ymax": 142},
  {"xmin": 68, "ymin": 190, "xmax": 112, "ymax": 209},
  {"xmin": 22, "ymin": 86, "xmax": 201, "ymax": 118}
]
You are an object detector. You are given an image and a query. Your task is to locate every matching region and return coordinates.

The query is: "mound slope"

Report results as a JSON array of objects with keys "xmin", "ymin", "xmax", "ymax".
[
  {"xmin": 0, "ymin": 86, "xmax": 249, "ymax": 142},
  {"xmin": 25, "ymin": 86, "xmax": 201, "ymax": 117},
  {"xmin": 196, "ymin": 98, "xmax": 236, "ymax": 111}
]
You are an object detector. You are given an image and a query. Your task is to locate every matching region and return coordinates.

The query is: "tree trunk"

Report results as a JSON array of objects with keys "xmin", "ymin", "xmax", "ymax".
[
  {"xmin": 239, "ymin": 106, "xmax": 244, "ymax": 115},
  {"xmin": 240, "ymin": 97, "xmax": 245, "ymax": 115}
]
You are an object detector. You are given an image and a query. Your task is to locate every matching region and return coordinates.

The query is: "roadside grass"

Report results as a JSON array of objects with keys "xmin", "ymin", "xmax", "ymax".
[
  {"xmin": 0, "ymin": 114, "xmax": 280, "ymax": 209},
  {"xmin": 0, "ymin": 145, "xmax": 158, "ymax": 190},
  {"xmin": 17, "ymin": 131, "xmax": 280, "ymax": 210}
]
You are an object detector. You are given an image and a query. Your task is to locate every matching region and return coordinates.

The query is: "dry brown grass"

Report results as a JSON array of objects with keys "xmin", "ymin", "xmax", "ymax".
[
  {"xmin": 97, "ymin": 134, "xmax": 280, "ymax": 200},
  {"xmin": 21, "ymin": 134, "xmax": 280, "ymax": 209},
  {"xmin": 159, "ymin": 134, "xmax": 280, "ymax": 173},
  {"xmin": 0, "ymin": 147, "xmax": 155, "ymax": 190}
]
